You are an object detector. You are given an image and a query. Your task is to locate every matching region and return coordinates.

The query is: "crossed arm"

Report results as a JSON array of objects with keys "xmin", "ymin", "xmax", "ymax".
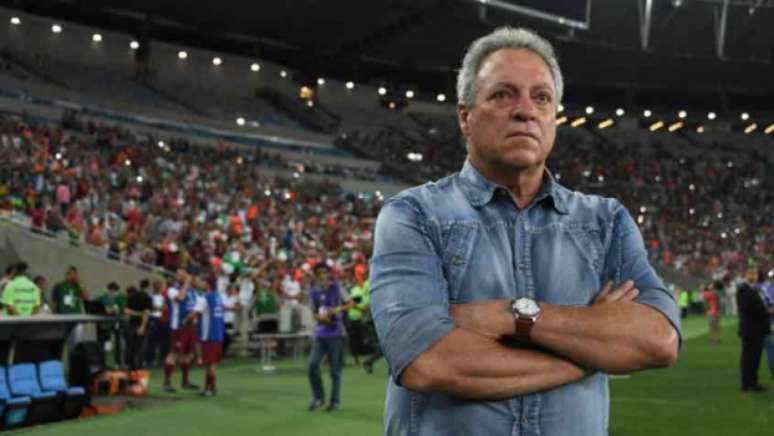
[{"xmin": 371, "ymin": 199, "xmax": 681, "ymax": 401}]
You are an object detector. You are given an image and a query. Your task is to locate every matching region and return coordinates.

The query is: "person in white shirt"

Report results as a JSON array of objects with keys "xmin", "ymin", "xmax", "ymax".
[{"xmin": 221, "ymin": 284, "xmax": 240, "ymax": 356}]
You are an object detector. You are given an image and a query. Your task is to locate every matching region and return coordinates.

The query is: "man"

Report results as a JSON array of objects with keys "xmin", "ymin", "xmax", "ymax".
[
  {"xmin": 760, "ymin": 276, "xmax": 774, "ymax": 376},
  {"xmin": 163, "ymin": 269, "xmax": 200, "ymax": 392},
  {"xmin": 345, "ymin": 268, "xmax": 370, "ymax": 365},
  {"xmin": 1, "ymin": 262, "xmax": 42, "ymax": 316},
  {"xmin": 98, "ymin": 282, "xmax": 126, "ymax": 367},
  {"xmin": 308, "ymin": 263, "xmax": 353, "ymax": 412},
  {"xmin": 52, "ymin": 266, "xmax": 89, "ymax": 314},
  {"xmin": 702, "ymin": 282, "xmax": 722, "ymax": 344},
  {"xmin": 736, "ymin": 267, "xmax": 772, "ymax": 392},
  {"xmin": 221, "ymin": 284, "xmax": 240, "ymax": 356},
  {"xmin": 191, "ymin": 277, "xmax": 225, "ymax": 397},
  {"xmin": 370, "ymin": 27, "xmax": 681, "ymax": 436},
  {"xmin": 145, "ymin": 279, "xmax": 168, "ymax": 367},
  {"xmin": 124, "ymin": 283, "xmax": 152, "ymax": 371}
]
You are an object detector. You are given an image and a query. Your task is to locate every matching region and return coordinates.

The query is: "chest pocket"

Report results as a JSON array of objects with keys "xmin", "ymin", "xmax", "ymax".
[{"xmin": 439, "ymin": 222, "xmax": 478, "ymax": 301}]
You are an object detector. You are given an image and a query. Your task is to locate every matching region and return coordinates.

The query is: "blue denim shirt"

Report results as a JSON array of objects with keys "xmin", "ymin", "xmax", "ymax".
[{"xmin": 370, "ymin": 159, "xmax": 682, "ymax": 436}]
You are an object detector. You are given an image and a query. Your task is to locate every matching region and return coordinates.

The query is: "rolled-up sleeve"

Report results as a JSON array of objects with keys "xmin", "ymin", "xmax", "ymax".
[
  {"xmin": 369, "ymin": 197, "xmax": 455, "ymax": 383},
  {"xmin": 611, "ymin": 204, "xmax": 682, "ymax": 343}
]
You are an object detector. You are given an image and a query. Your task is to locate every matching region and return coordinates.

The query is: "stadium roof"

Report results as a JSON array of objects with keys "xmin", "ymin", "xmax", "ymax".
[{"xmin": 6, "ymin": 0, "xmax": 774, "ymax": 109}]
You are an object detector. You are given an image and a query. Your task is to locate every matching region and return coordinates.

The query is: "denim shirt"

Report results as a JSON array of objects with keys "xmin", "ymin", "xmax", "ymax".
[{"xmin": 370, "ymin": 159, "xmax": 682, "ymax": 436}]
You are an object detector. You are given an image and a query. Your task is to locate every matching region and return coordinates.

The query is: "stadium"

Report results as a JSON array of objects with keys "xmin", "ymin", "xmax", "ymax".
[{"xmin": 0, "ymin": 0, "xmax": 773, "ymax": 435}]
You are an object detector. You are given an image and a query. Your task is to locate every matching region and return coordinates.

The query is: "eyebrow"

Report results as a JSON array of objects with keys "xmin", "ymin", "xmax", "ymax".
[{"xmin": 490, "ymin": 82, "xmax": 554, "ymax": 94}]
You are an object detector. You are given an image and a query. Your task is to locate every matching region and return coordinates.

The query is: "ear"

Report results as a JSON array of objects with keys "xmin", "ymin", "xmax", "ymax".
[{"xmin": 458, "ymin": 103, "xmax": 471, "ymax": 138}]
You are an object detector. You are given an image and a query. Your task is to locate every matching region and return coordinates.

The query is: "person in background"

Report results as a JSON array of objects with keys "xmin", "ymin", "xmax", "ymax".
[
  {"xmin": 163, "ymin": 269, "xmax": 200, "ymax": 392},
  {"xmin": 1, "ymin": 262, "xmax": 41, "ymax": 316},
  {"xmin": 307, "ymin": 263, "xmax": 353, "ymax": 412},
  {"xmin": 32, "ymin": 275, "xmax": 53, "ymax": 314},
  {"xmin": 736, "ymin": 266, "xmax": 772, "ymax": 392},
  {"xmin": 758, "ymin": 274, "xmax": 774, "ymax": 377},
  {"xmin": 52, "ymin": 266, "xmax": 89, "ymax": 314},
  {"xmin": 145, "ymin": 279, "xmax": 168, "ymax": 367},
  {"xmin": 702, "ymin": 282, "xmax": 722, "ymax": 344},
  {"xmin": 345, "ymin": 267, "xmax": 370, "ymax": 366},
  {"xmin": 125, "ymin": 283, "xmax": 152, "ymax": 371},
  {"xmin": 0, "ymin": 264, "xmax": 15, "ymax": 293},
  {"xmin": 98, "ymin": 281, "xmax": 126, "ymax": 367},
  {"xmin": 221, "ymin": 283, "xmax": 240, "ymax": 357},
  {"xmin": 191, "ymin": 276, "xmax": 225, "ymax": 397}
]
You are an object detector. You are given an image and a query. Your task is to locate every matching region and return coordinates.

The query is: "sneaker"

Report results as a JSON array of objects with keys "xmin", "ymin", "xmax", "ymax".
[
  {"xmin": 163, "ymin": 385, "xmax": 177, "ymax": 393},
  {"xmin": 200, "ymin": 390, "xmax": 215, "ymax": 397},
  {"xmin": 363, "ymin": 362, "xmax": 373, "ymax": 374},
  {"xmin": 325, "ymin": 403, "xmax": 340, "ymax": 412},
  {"xmin": 308, "ymin": 399, "xmax": 324, "ymax": 411},
  {"xmin": 182, "ymin": 383, "xmax": 200, "ymax": 391}
]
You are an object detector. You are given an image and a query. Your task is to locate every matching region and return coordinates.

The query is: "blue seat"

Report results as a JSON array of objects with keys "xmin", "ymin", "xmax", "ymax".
[
  {"xmin": 8, "ymin": 363, "xmax": 59, "ymax": 423},
  {"xmin": 0, "ymin": 366, "xmax": 30, "ymax": 429},
  {"xmin": 38, "ymin": 360, "xmax": 87, "ymax": 419}
]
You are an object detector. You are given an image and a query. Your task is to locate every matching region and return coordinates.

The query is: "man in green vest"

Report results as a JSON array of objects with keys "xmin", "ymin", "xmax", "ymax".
[
  {"xmin": 97, "ymin": 281, "xmax": 127, "ymax": 367},
  {"xmin": 345, "ymin": 275, "xmax": 370, "ymax": 365},
  {"xmin": 1, "ymin": 262, "xmax": 42, "ymax": 316},
  {"xmin": 52, "ymin": 266, "xmax": 90, "ymax": 314}
]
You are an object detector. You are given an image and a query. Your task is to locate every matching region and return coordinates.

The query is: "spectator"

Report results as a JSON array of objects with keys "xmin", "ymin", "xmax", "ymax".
[
  {"xmin": 736, "ymin": 266, "xmax": 772, "ymax": 392},
  {"xmin": 145, "ymin": 279, "xmax": 168, "ymax": 367},
  {"xmin": 97, "ymin": 281, "xmax": 126, "ymax": 367},
  {"xmin": 124, "ymin": 284, "xmax": 152, "ymax": 371},
  {"xmin": 52, "ymin": 266, "xmax": 89, "ymax": 314},
  {"xmin": 1, "ymin": 262, "xmax": 41, "ymax": 316},
  {"xmin": 701, "ymin": 283, "xmax": 722, "ymax": 344}
]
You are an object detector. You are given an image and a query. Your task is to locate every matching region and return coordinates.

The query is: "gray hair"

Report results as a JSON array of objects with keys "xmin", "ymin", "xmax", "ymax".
[{"xmin": 456, "ymin": 27, "xmax": 563, "ymax": 108}]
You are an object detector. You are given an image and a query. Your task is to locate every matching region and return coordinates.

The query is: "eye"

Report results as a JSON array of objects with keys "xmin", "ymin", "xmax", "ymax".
[
  {"xmin": 490, "ymin": 90, "xmax": 512, "ymax": 101},
  {"xmin": 535, "ymin": 92, "xmax": 552, "ymax": 105}
]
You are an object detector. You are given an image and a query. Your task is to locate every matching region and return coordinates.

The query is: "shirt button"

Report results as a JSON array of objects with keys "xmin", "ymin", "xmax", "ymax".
[
  {"xmin": 517, "ymin": 263, "xmax": 527, "ymax": 271},
  {"xmin": 522, "ymin": 416, "xmax": 528, "ymax": 424}
]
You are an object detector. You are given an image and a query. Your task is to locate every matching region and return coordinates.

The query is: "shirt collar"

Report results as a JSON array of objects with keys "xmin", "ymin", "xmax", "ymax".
[{"xmin": 458, "ymin": 158, "xmax": 568, "ymax": 214}]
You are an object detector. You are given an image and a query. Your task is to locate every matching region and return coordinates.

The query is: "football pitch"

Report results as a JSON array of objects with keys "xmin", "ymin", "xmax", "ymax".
[{"xmin": 12, "ymin": 316, "xmax": 774, "ymax": 436}]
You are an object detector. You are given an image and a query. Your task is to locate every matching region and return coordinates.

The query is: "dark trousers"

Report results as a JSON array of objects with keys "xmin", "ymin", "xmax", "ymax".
[
  {"xmin": 345, "ymin": 319, "xmax": 369, "ymax": 362},
  {"xmin": 308, "ymin": 336, "xmax": 344, "ymax": 405},
  {"xmin": 741, "ymin": 335, "xmax": 765, "ymax": 389},
  {"xmin": 145, "ymin": 318, "xmax": 167, "ymax": 366},
  {"xmin": 125, "ymin": 325, "xmax": 148, "ymax": 371}
]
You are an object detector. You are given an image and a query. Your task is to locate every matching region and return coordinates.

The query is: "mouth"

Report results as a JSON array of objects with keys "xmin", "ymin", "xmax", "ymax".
[{"xmin": 505, "ymin": 132, "xmax": 539, "ymax": 141}]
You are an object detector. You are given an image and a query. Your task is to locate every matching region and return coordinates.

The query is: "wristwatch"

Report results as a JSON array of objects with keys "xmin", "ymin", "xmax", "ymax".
[{"xmin": 511, "ymin": 297, "xmax": 541, "ymax": 343}]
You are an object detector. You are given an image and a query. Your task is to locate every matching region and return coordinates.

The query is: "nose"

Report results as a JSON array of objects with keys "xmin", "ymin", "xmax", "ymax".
[{"xmin": 510, "ymin": 94, "xmax": 537, "ymax": 122}]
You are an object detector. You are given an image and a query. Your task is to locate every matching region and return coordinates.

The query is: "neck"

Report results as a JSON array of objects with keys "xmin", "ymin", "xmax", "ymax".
[{"xmin": 469, "ymin": 158, "xmax": 545, "ymax": 209}]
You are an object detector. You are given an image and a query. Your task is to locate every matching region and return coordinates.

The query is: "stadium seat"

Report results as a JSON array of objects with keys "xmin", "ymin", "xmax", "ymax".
[
  {"xmin": 38, "ymin": 360, "xmax": 87, "ymax": 419},
  {"xmin": 7, "ymin": 363, "xmax": 59, "ymax": 423},
  {"xmin": 0, "ymin": 366, "xmax": 30, "ymax": 429}
]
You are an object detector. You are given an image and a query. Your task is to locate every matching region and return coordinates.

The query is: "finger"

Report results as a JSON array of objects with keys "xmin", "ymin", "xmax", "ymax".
[
  {"xmin": 621, "ymin": 287, "xmax": 639, "ymax": 301},
  {"xmin": 607, "ymin": 280, "xmax": 635, "ymax": 301},
  {"xmin": 593, "ymin": 281, "xmax": 614, "ymax": 303}
]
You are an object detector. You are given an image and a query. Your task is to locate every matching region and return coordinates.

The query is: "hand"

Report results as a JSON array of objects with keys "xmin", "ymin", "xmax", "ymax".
[
  {"xmin": 137, "ymin": 326, "xmax": 146, "ymax": 336},
  {"xmin": 592, "ymin": 281, "xmax": 639, "ymax": 305},
  {"xmin": 450, "ymin": 299, "xmax": 512, "ymax": 340}
]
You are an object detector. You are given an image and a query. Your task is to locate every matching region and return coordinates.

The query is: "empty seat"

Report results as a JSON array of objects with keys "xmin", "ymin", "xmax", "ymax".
[
  {"xmin": 8, "ymin": 363, "xmax": 59, "ymax": 424},
  {"xmin": 0, "ymin": 366, "xmax": 30, "ymax": 429},
  {"xmin": 38, "ymin": 360, "xmax": 87, "ymax": 419}
]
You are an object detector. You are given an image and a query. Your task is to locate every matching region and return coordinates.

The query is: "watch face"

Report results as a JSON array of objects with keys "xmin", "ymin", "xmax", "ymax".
[{"xmin": 515, "ymin": 298, "xmax": 539, "ymax": 316}]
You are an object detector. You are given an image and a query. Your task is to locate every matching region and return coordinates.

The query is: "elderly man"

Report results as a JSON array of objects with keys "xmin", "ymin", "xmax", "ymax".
[{"xmin": 370, "ymin": 27, "xmax": 681, "ymax": 436}]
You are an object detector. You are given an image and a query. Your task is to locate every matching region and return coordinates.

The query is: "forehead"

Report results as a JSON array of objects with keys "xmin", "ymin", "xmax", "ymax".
[{"xmin": 476, "ymin": 48, "xmax": 554, "ymax": 90}]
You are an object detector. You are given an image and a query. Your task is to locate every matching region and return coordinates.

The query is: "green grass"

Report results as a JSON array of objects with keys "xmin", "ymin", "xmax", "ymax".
[{"xmin": 12, "ymin": 316, "xmax": 774, "ymax": 436}]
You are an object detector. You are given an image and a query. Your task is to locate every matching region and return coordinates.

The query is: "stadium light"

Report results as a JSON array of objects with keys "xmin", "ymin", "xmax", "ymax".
[
  {"xmin": 407, "ymin": 152, "xmax": 423, "ymax": 162},
  {"xmin": 378, "ymin": 87, "xmax": 387, "ymax": 96},
  {"xmin": 130, "ymin": 40, "xmax": 140, "ymax": 50},
  {"xmin": 251, "ymin": 63, "xmax": 260, "ymax": 72},
  {"xmin": 436, "ymin": 93, "xmax": 446, "ymax": 102},
  {"xmin": 346, "ymin": 81, "xmax": 355, "ymax": 90},
  {"xmin": 744, "ymin": 123, "xmax": 757, "ymax": 134},
  {"xmin": 51, "ymin": 24, "xmax": 62, "ymax": 33},
  {"xmin": 556, "ymin": 116, "xmax": 568, "ymax": 126},
  {"xmin": 678, "ymin": 110, "xmax": 686, "ymax": 119},
  {"xmin": 92, "ymin": 33, "xmax": 102, "ymax": 42},
  {"xmin": 697, "ymin": 126, "xmax": 705, "ymax": 133},
  {"xmin": 236, "ymin": 117, "xmax": 245, "ymax": 126},
  {"xmin": 406, "ymin": 90, "xmax": 415, "ymax": 99},
  {"xmin": 707, "ymin": 112, "xmax": 716, "ymax": 120},
  {"xmin": 558, "ymin": 104, "xmax": 564, "ymax": 113},
  {"xmin": 10, "ymin": 17, "xmax": 21, "ymax": 25},
  {"xmin": 616, "ymin": 108, "xmax": 625, "ymax": 117},
  {"xmin": 765, "ymin": 124, "xmax": 774, "ymax": 135},
  {"xmin": 178, "ymin": 50, "xmax": 188, "ymax": 60},
  {"xmin": 280, "ymin": 70, "xmax": 288, "ymax": 78},
  {"xmin": 307, "ymin": 100, "xmax": 314, "ymax": 107},
  {"xmin": 597, "ymin": 119, "xmax": 614, "ymax": 129},
  {"xmin": 649, "ymin": 121, "xmax": 664, "ymax": 131},
  {"xmin": 570, "ymin": 117, "xmax": 586, "ymax": 128},
  {"xmin": 668, "ymin": 122, "xmax": 683, "ymax": 132},
  {"xmin": 741, "ymin": 112, "xmax": 750, "ymax": 121},
  {"xmin": 585, "ymin": 106, "xmax": 594, "ymax": 115},
  {"xmin": 643, "ymin": 109, "xmax": 652, "ymax": 118},
  {"xmin": 388, "ymin": 102, "xmax": 396, "ymax": 110},
  {"xmin": 317, "ymin": 78, "xmax": 325, "ymax": 86},
  {"xmin": 212, "ymin": 57, "xmax": 222, "ymax": 66}
]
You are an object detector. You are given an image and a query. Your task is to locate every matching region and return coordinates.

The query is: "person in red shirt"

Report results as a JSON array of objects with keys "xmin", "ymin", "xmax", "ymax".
[{"xmin": 702, "ymin": 282, "xmax": 722, "ymax": 344}]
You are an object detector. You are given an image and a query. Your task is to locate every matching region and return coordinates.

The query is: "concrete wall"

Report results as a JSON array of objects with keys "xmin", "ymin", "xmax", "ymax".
[{"xmin": 0, "ymin": 220, "xmax": 164, "ymax": 301}]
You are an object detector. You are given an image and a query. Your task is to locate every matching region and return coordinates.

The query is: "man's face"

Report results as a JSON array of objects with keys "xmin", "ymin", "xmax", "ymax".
[
  {"xmin": 316, "ymin": 268, "xmax": 329, "ymax": 286},
  {"xmin": 66, "ymin": 269, "xmax": 78, "ymax": 283},
  {"xmin": 746, "ymin": 267, "xmax": 759, "ymax": 284},
  {"xmin": 459, "ymin": 48, "xmax": 558, "ymax": 175}
]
